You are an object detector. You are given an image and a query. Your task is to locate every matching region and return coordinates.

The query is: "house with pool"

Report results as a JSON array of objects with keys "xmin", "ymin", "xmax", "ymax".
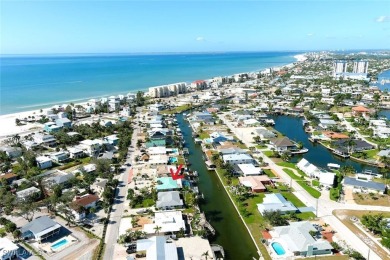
[
  {"xmin": 21, "ymin": 216, "xmax": 62, "ymax": 242},
  {"xmin": 267, "ymin": 221, "xmax": 333, "ymax": 258}
]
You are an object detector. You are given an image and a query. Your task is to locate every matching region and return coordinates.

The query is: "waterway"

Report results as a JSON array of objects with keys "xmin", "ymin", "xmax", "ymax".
[
  {"xmin": 270, "ymin": 115, "xmax": 379, "ymax": 173},
  {"xmin": 379, "ymin": 110, "xmax": 390, "ymax": 120},
  {"xmin": 176, "ymin": 113, "xmax": 259, "ymax": 260}
]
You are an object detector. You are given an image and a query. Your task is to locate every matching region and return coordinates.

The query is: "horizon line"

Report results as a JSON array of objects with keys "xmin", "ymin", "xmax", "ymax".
[{"xmin": 2, "ymin": 48, "xmax": 390, "ymax": 57}]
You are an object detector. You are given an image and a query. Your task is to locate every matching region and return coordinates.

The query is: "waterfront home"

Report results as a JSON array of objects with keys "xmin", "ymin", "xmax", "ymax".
[
  {"xmin": 21, "ymin": 216, "xmax": 62, "ymax": 242},
  {"xmin": 242, "ymin": 118, "xmax": 261, "ymax": 127},
  {"xmin": 234, "ymin": 163, "xmax": 262, "ymax": 176},
  {"xmin": 333, "ymin": 139, "xmax": 374, "ymax": 153},
  {"xmin": 323, "ymin": 131, "xmax": 349, "ymax": 140},
  {"xmin": 378, "ymin": 149, "xmax": 390, "ymax": 158},
  {"xmin": 369, "ymin": 119, "xmax": 387, "ymax": 128},
  {"xmin": 156, "ymin": 177, "xmax": 182, "ymax": 191},
  {"xmin": 318, "ymin": 119, "xmax": 337, "ymax": 130},
  {"xmin": 0, "ymin": 173, "xmax": 17, "ymax": 185},
  {"xmin": 0, "ymin": 146, "xmax": 22, "ymax": 159},
  {"xmin": 148, "ymin": 128, "xmax": 172, "ymax": 140},
  {"xmin": 55, "ymin": 117, "xmax": 72, "ymax": 128},
  {"xmin": 36, "ymin": 156, "xmax": 53, "ymax": 169},
  {"xmin": 34, "ymin": 133, "xmax": 57, "ymax": 147},
  {"xmin": 222, "ymin": 153, "xmax": 254, "ymax": 165},
  {"xmin": 352, "ymin": 105, "xmax": 370, "ymax": 117},
  {"xmin": 256, "ymin": 128, "xmax": 276, "ymax": 140},
  {"xmin": 257, "ymin": 193, "xmax": 297, "ymax": 215},
  {"xmin": 218, "ymin": 147, "xmax": 246, "ymax": 155},
  {"xmin": 343, "ymin": 177, "xmax": 386, "ymax": 194},
  {"xmin": 146, "ymin": 139, "xmax": 166, "ymax": 148},
  {"xmin": 319, "ymin": 172, "xmax": 336, "ymax": 188},
  {"xmin": 136, "ymin": 236, "xmax": 178, "ymax": 260},
  {"xmin": 191, "ymin": 111, "xmax": 214, "ymax": 122},
  {"xmin": 156, "ymin": 191, "xmax": 184, "ymax": 210},
  {"xmin": 16, "ymin": 186, "xmax": 40, "ymax": 200},
  {"xmin": 239, "ymin": 175, "xmax": 271, "ymax": 193},
  {"xmin": 44, "ymin": 122, "xmax": 62, "ymax": 133},
  {"xmin": 269, "ymin": 221, "xmax": 333, "ymax": 257},
  {"xmin": 148, "ymin": 147, "xmax": 167, "ymax": 155},
  {"xmin": 148, "ymin": 154, "xmax": 168, "ymax": 165},
  {"xmin": 373, "ymin": 126, "xmax": 390, "ymax": 139},
  {"xmin": 0, "ymin": 237, "xmax": 19, "ymax": 260},
  {"xmin": 269, "ymin": 137, "xmax": 296, "ymax": 153},
  {"xmin": 50, "ymin": 151, "xmax": 69, "ymax": 163},
  {"xmin": 143, "ymin": 211, "xmax": 185, "ymax": 235}
]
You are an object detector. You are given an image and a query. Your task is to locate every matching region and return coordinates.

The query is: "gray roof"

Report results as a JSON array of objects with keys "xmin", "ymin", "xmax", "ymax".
[
  {"xmin": 21, "ymin": 216, "xmax": 58, "ymax": 235},
  {"xmin": 270, "ymin": 137, "xmax": 295, "ymax": 148},
  {"xmin": 137, "ymin": 236, "xmax": 178, "ymax": 260},
  {"xmin": 343, "ymin": 177, "xmax": 386, "ymax": 191},
  {"xmin": 156, "ymin": 191, "xmax": 183, "ymax": 208},
  {"xmin": 274, "ymin": 221, "xmax": 333, "ymax": 253}
]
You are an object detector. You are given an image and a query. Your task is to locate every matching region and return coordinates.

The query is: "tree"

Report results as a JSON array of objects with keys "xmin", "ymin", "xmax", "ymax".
[
  {"xmin": 274, "ymin": 89, "xmax": 282, "ymax": 96},
  {"xmin": 58, "ymin": 204, "xmax": 76, "ymax": 227},
  {"xmin": 12, "ymin": 229, "xmax": 22, "ymax": 241},
  {"xmin": 154, "ymin": 225, "xmax": 162, "ymax": 235},
  {"xmin": 13, "ymin": 199, "xmax": 40, "ymax": 222},
  {"xmin": 262, "ymin": 210, "xmax": 288, "ymax": 226},
  {"xmin": 201, "ymin": 251, "xmax": 210, "ymax": 260}
]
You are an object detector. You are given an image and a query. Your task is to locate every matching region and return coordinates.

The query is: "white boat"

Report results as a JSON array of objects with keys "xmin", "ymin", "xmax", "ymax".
[{"xmin": 327, "ymin": 163, "xmax": 340, "ymax": 169}]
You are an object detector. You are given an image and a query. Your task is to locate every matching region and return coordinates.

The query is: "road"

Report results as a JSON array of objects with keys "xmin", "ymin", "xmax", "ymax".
[
  {"xmin": 103, "ymin": 121, "xmax": 139, "ymax": 260},
  {"xmin": 219, "ymin": 113, "xmax": 390, "ymax": 260}
]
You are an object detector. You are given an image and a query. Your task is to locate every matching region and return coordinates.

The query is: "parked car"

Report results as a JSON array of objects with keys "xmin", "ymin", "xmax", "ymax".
[{"xmin": 126, "ymin": 244, "xmax": 137, "ymax": 254}]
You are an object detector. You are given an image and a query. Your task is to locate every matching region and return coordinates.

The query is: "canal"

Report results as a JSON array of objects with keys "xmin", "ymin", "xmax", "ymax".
[
  {"xmin": 269, "ymin": 114, "xmax": 378, "ymax": 173},
  {"xmin": 176, "ymin": 113, "xmax": 259, "ymax": 260},
  {"xmin": 379, "ymin": 110, "xmax": 390, "ymax": 120}
]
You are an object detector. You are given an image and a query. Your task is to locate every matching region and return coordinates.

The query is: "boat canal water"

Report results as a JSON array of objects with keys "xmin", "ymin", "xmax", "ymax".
[
  {"xmin": 176, "ymin": 113, "xmax": 259, "ymax": 260},
  {"xmin": 269, "ymin": 114, "xmax": 378, "ymax": 173}
]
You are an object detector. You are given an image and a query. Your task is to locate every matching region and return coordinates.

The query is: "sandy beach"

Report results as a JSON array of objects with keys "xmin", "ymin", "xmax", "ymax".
[{"xmin": 0, "ymin": 53, "xmax": 307, "ymax": 140}]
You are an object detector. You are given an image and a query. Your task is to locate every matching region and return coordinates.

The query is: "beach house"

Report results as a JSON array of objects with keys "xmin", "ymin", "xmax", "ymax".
[{"xmin": 257, "ymin": 193, "xmax": 297, "ymax": 215}]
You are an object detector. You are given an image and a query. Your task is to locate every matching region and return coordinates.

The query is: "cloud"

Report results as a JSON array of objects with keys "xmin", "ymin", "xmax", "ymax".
[
  {"xmin": 307, "ymin": 33, "xmax": 314, "ymax": 37},
  {"xmin": 376, "ymin": 16, "xmax": 390, "ymax": 23},
  {"xmin": 195, "ymin": 36, "xmax": 205, "ymax": 42}
]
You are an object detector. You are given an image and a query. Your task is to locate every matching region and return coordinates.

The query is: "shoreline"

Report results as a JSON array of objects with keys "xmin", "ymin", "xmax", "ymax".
[{"xmin": 0, "ymin": 53, "xmax": 305, "ymax": 137}]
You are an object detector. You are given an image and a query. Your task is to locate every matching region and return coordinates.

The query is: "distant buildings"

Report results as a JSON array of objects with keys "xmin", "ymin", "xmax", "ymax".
[
  {"xmin": 333, "ymin": 61, "xmax": 347, "ymax": 75},
  {"xmin": 148, "ymin": 82, "xmax": 186, "ymax": 98},
  {"xmin": 353, "ymin": 61, "xmax": 368, "ymax": 74}
]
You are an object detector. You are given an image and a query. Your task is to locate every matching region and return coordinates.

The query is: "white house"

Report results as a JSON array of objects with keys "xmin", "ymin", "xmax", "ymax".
[
  {"xmin": 36, "ymin": 156, "xmax": 53, "ymax": 169},
  {"xmin": 0, "ymin": 237, "xmax": 19, "ymax": 260},
  {"xmin": 236, "ymin": 164, "xmax": 262, "ymax": 176},
  {"xmin": 16, "ymin": 187, "xmax": 40, "ymax": 200},
  {"xmin": 222, "ymin": 153, "xmax": 253, "ymax": 165},
  {"xmin": 143, "ymin": 211, "xmax": 185, "ymax": 234}
]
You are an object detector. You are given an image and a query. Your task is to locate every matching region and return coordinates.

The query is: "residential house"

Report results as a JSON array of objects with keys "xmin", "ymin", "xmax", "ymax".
[
  {"xmin": 156, "ymin": 191, "xmax": 183, "ymax": 210},
  {"xmin": 44, "ymin": 122, "xmax": 62, "ymax": 133},
  {"xmin": 352, "ymin": 106, "xmax": 370, "ymax": 117},
  {"xmin": 269, "ymin": 137, "xmax": 296, "ymax": 153},
  {"xmin": 256, "ymin": 128, "xmax": 276, "ymax": 140},
  {"xmin": 16, "ymin": 187, "xmax": 40, "ymax": 201},
  {"xmin": 239, "ymin": 175, "xmax": 271, "ymax": 193},
  {"xmin": 79, "ymin": 139, "xmax": 101, "ymax": 157},
  {"xmin": 156, "ymin": 177, "xmax": 182, "ymax": 191},
  {"xmin": 68, "ymin": 147, "xmax": 84, "ymax": 159},
  {"xmin": 43, "ymin": 169, "xmax": 74, "ymax": 187},
  {"xmin": 343, "ymin": 177, "xmax": 386, "ymax": 194},
  {"xmin": 104, "ymin": 135, "xmax": 119, "ymax": 146},
  {"xmin": 257, "ymin": 193, "xmax": 297, "ymax": 215},
  {"xmin": 0, "ymin": 237, "xmax": 19, "ymax": 260},
  {"xmin": 143, "ymin": 211, "xmax": 185, "ymax": 235},
  {"xmin": 21, "ymin": 216, "xmax": 61, "ymax": 242},
  {"xmin": 319, "ymin": 119, "xmax": 337, "ymax": 129},
  {"xmin": 71, "ymin": 194, "xmax": 100, "ymax": 221},
  {"xmin": 50, "ymin": 151, "xmax": 69, "ymax": 163},
  {"xmin": 92, "ymin": 178, "xmax": 108, "ymax": 197},
  {"xmin": 334, "ymin": 139, "xmax": 374, "ymax": 153},
  {"xmin": 55, "ymin": 118, "xmax": 72, "ymax": 128},
  {"xmin": 36, "ymin": 156, "xmax": 53, "ymax": 169},
  {"xmin": 146, "ymin": 139, "xmax": 166, "ymax": 148},
  {"xmin": 270, "ymin": 221, "xmax": 333, "ymax": 257},
  {"xmin": 222, "ymin": 153, "xmax": 253, "ymax": 165},
  {"xmin": 0, "ymin": 147, "xmax": 22, "ymax": 159},
  {"xmin": 34, "ymin": 134, "xmax": 56, "ymax": 147},
  {"xmin": 234, "ymin": 163, "xmax": 262, "ymax": 176},
  {"xmin": 136, "ymin": 236, "xmax": 178, "ymax": 260},
  {"xmin": 0, "ymin": 173, "xmax": 17, "ymax": 185}
]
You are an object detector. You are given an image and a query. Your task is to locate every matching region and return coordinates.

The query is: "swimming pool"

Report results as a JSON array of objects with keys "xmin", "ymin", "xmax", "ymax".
[
  {"xmin": 271, "ymin": 242, "xmax": 286, "ymax": 255},
  {"xmin": 169, "ymin": 157, "xmax": 178, "ymax": 163},
  {"xmin": 51, "ymin": 238, "xmax": 69, "ymax": 250}
]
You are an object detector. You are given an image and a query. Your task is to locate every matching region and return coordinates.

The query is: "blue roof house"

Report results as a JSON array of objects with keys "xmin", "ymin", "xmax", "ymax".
[
  {"xmin": 156, "ymin": 177, "xmax": 182, "ymax": 191},
  {"xmin": 257, "ymin": 193, "xmax": 298, "ymax": 215}
]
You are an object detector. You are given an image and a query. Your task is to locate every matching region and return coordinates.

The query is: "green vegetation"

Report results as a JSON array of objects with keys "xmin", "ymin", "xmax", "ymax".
[
  {"xmin": 361, "ymin": 213, "xmax": 390, "ymax": 249},
  {"xmin": 263, "ymin": 169, "xmax": 276, "ymax": 178},
  {"xmin": 282, "ymin": 168, "xmax": 321, "ymax": 198},
  {"xmin": 312, "ymin": 180, "xmax": 320, "ymax": 187},
  {"xmin": 160, "ymin": 104, "xmax": 193, "ymax": 114},
  {"xmin": 263, "ymin": 150, "xmax": 274, "ymax": 157}
]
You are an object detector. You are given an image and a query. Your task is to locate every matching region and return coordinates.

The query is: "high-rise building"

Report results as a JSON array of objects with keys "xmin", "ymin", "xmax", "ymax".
[
  {"xmin": 333, "ymin": 61, "xmax": 348, "ymax": 75},
  {"xmin": 353, "ymin": 61, "xmax": 368, "ymax": 74}
]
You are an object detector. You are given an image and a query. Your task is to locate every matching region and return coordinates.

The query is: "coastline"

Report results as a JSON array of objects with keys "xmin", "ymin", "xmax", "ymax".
[{"xmin": 0, "ymin": 53, "xmax": 305, "ymax": 138}]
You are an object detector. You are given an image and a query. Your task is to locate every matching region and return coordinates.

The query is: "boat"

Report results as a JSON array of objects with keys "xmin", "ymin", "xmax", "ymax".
[
  {"xmin": 332, "ymin": 149, "xmax": 350, "ymax": 158},
  {"xmin": 327, "ymin": 163, "xmax": 340, "ymax": 170}
]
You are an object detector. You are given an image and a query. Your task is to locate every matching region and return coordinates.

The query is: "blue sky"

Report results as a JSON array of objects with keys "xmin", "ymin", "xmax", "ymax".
[{"xmin": 1, "ymin": 0, "xmax": 389, "ymax": 54}]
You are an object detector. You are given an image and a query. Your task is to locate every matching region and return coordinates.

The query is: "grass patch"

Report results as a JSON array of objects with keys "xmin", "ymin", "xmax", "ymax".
[
  {"xmin": 263, "ymin": 169, "xmax": 276, "ymax": 177},
  {"xmin": 282, "ymin": 168, "xmax": 321, "ymax": 198},
  {"xmin": 256, "ymin": 144, "xmax": 267, "ymax": 149},
  {"xmin": 312, "ymin": 180, "xmax": 320, "ymax": 187},
  {"xmin": 263, "ymin": 150, "xmax": 274, "ymax": 157},
  {"xmin": 160, "ymin": 104, "xmax": 193, "ymax": 114},
  {"xmin": 198, "ymin": 132, "xmax": 210, "ymax": 139},
  {"xmin": 353, "ymin": 192, "xmax": 390, "ymax": 207},
  {"xmin": 278, "ymin": 162, "xmax": 306, "ymax": 176},
  {"xmin": 329, "ymin": 188, "xmax": 340, "ymax": 201}
]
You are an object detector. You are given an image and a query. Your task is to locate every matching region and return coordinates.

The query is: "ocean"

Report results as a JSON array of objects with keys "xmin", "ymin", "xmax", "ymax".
[{"xmin": 0, "ymin": 52, "xmax": 297, "ymax": 115}]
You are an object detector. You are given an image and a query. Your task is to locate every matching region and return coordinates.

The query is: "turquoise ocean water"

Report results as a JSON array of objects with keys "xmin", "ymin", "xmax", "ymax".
[{"xmin": 0, "ymin": 52, "xmax": 297, "ymax": 115}]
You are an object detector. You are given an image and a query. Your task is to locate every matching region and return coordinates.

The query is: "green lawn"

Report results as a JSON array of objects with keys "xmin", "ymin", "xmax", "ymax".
[
  {"xmin": 329, "ymin": 188, "xmax": 340, "ymax": 201},
  {"xmin": 256, "ymin": 144, "xmax": 268, "ymax": 149},
  {"xmin": 198, "ymin": 132, "xmax": 210, "ymax": 139},
  {"xmin": 277, "ymin": 162, "xmax": 306, "ymax": 176},
  {"xmin": 263, "ymin": 150, "xmax": 274, "ymax": 157},
  {"xmin": 282, "ymin": 168, "xmax": 321, "ymax": 198},
  {"xmin": 263, "ymin": 169, "xmax": 276, "ymax": 177},
  {"xmin": 312, "ymin": 180, "xmax": 320, "ymax": 187},
  {"xmin": 160, "ymin": 104, "xmax": 192, "ymax": 114}
]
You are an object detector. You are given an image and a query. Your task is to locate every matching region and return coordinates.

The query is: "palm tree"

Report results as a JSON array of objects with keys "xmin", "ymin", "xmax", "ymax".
[
  {"xmin": 345, "ymin": 139, "xmax": 356, "ymax": 154},
  {"xmin": 154, "ymin": 225, "xmax": 162, "ymax": 235}
]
